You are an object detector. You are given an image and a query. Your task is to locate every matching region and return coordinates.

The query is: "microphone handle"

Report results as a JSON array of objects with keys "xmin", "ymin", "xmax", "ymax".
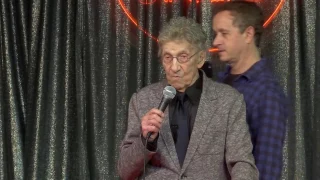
[
  {"xmin": 158, "ymin": 98, "xmax": 166, "ymax": 112},
  {"xmin": 146, "ymin": 132, "xmax": 152, "ymax": 139},
  {"xmin": 146, "ymin": 97, "xmax": 168, "ymax": 140}
]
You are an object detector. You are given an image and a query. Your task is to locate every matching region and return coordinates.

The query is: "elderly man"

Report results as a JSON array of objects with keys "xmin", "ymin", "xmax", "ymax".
[{"xmin": 118, "ymin": 17, "xmax": 258, "ymax": 180}]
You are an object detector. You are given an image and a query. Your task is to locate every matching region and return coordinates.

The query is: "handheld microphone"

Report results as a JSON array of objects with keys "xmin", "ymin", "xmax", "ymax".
[{"xmin": 146, "ymin": 85, "xmax": 176, "ymax": 139}]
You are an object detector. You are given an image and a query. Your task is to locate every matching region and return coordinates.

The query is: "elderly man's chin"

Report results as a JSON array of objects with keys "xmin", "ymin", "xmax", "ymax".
[{"xmin": 167, "ymin": 79, "xmax": 184, "ymax": 91}]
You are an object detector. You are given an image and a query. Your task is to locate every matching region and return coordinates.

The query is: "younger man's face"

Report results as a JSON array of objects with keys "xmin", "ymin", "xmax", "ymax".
[{"xmin": 212, "ymin": 10, "xmax": 248, "ymax": 64}]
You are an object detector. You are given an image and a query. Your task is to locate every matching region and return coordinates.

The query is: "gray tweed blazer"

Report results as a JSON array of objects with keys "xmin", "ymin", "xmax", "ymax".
[{"xmin": 118, "ymin": 74, "xmax": 259, "ymax": 180}]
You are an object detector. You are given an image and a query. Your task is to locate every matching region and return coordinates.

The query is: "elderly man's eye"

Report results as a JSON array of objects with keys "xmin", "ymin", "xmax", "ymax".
[{"xmin": 164, "ymin": 55, "xmax": 172, "ymax": 59}]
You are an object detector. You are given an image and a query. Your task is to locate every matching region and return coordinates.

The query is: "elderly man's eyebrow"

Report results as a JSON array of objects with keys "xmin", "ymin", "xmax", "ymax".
[{"xmin": 162, "ymin": 50, "xmax": 190, "ymax": 55}]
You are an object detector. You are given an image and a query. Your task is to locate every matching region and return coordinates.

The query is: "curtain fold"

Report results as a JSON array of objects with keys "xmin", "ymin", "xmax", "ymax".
[
  {"xmin": 0, "ymin": 0, "xmax": 319, "ymax": 179},
  {"xmin": 313, "ymin": 0, "xmax": 320, "ymax": 177},
  {"xmin": 0, "ymin": 0, "xmax": 27, "ymax": 179},
  {"xmin": 25, "ymin": 0, "xmax": 79, "ymax": 179}
]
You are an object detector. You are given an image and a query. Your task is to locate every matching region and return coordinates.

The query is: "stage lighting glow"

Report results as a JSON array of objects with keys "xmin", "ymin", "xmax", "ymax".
[{"xmin": 119, "ymin": 0, "xmax": 285, "ymax": 53}]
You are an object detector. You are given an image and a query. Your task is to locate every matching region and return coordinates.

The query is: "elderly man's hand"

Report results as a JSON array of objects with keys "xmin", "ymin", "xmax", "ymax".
[{"xmin": 141, "ymin": 108, "xmax": 164, "ymax": 141}]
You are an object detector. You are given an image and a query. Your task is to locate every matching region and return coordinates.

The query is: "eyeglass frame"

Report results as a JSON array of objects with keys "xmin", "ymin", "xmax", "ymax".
[{"xmin": 161, "ymin": 50, "xmax": 202, "ymax": 64}]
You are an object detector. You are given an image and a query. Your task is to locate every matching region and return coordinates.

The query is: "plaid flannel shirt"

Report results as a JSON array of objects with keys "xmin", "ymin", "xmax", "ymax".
[{"xmin": 218, "ymin": 58, "xmax": 288, "ymax": 180}]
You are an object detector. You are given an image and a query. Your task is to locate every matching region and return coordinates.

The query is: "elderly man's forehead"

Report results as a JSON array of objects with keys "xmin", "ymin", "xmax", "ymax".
[{"xmin": 161, "ymin": 40, "xmax": 195, "ymax": 51}]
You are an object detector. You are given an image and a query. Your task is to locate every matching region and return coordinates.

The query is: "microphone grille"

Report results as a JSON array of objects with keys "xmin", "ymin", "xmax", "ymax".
[{"xmin": 163, "ymin": 86, "xmax": 176, "ymax": 99}]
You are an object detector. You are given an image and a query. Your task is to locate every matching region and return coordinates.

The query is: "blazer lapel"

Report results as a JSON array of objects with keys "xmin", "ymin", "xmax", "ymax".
[
  {"xmin": 181, "ymin": 75, "xmax": 219, "ymax": 172},
  {"xmin": 160, "ymin": 111, "xmax": 180, "ymax": 171},
  {"xmin": 152, "ymin": 81, "xmax": 180, "ymax": 171}
]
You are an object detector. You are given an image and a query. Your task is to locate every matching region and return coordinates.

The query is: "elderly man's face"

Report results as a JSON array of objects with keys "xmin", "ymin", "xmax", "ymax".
[{"xmin": 160, "ymin": 40, "xmax": 205, "ymax": 92}]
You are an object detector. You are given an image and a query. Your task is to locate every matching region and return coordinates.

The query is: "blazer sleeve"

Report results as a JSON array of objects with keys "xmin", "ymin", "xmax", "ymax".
[
  {"xmin": 225, "ymin": 94, "xmax": 259, "ymax": 180},
  {"xmin": 117, "ymin": 93, "xmax": 157, "ymax": 180}
]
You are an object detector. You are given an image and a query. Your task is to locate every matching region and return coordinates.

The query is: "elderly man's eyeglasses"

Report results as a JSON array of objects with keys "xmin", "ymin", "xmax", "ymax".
[{"xmin": 162, "ymin": 50, "xmax": 201, "ymax": 64}]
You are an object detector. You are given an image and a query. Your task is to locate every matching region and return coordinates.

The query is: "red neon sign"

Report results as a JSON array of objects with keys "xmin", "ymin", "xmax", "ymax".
[
  {"xmin": 139, "ymin": 0, "xmax": 263, "ymax": 4},
  {"xmin": 119, "ymin": 0, "xmax": 286, "ymax": 53}
]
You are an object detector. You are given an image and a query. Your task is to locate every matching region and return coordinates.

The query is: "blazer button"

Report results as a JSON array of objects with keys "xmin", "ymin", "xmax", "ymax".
[{"xmin": 181, "ymin": 174, "xmax": 187, "ymax": 179}]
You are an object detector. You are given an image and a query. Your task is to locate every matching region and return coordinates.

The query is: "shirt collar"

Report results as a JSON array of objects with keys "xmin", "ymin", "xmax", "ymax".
[
  {"xmin": 219, "ymin": 58, "xmax": 269, "ymax": 82},
  {"xmin": 175, "ymin": 70, "xmax": 203, "ymax": 105}
]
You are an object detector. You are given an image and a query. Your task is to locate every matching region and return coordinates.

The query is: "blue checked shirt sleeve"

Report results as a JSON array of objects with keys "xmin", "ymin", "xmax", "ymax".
[{"xmin": 254, "ymin": 89, "xmax": 287, "ymax": 180}]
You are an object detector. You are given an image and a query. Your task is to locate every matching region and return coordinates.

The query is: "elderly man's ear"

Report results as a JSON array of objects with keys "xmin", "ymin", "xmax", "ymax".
[{"xmin": 197, "ymin": 51, "xmax": 206, "ymax": 68}]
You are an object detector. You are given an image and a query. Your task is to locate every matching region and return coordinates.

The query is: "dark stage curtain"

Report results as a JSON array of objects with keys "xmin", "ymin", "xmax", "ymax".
[{"xmin": 0, "ymin": 0, "xmax": 319, "ymax": 179}]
